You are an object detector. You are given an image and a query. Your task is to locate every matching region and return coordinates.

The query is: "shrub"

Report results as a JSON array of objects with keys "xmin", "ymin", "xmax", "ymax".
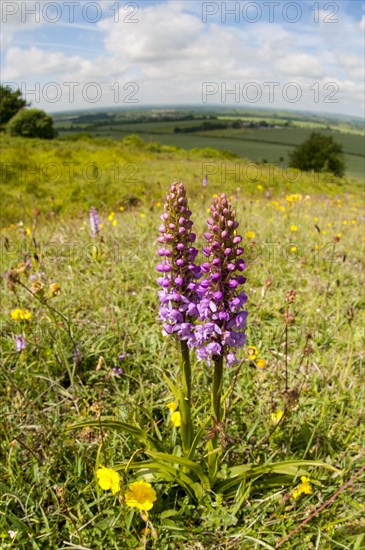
[{"xmin": 7, "ymin": 108, "xmax": 56, "ymax": 139}]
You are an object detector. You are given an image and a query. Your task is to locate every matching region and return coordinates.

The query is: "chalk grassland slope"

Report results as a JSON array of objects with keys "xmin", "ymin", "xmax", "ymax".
[
  {"xmin": 0, "ymin": 174, "xmax": 364, "ymax": 548},
  {"xmin": 0, "ymin": 135, "xmax": 363, "ymax": 226}
]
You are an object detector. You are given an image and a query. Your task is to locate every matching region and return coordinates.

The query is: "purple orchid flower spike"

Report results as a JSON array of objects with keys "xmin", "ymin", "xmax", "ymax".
[
  {"xmin": 89, "ymin": 207, "xmax": 101, "ymax": 239},
  {"xmin": 195, "ymin": 193, "xmax": 248, "ymax": 366},
  {"xmin": 157, "ymin": 181, "xmax": 201, "ymax": 345}
]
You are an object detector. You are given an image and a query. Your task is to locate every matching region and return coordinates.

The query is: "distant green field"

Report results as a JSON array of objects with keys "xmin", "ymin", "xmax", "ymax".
[
  {"xmin": 86, "ymin": 128, "xmax": 364, "ymax": 180},
  {"xmin": 53, "ymin": 108, "xmax": 365, "ymax": 181}
]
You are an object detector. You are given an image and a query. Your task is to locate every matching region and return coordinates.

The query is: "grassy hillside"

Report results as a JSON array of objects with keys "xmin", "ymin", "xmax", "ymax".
[
  {"xmin": 1, "ymin": 134, "xmax": 363, "ymax": 226},
  {"xmin": 0, "ymin": 150, "xmax": 364, "ymax": 547}
]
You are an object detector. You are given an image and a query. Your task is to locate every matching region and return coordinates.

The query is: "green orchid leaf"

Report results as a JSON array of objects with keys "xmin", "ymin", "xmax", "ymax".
[
  {"xmin": 66, "ymin": 417, "xmax": 162, "ymax": 451},
  {"xmin": 114, "ymin": 459, "xmax": 200, "ymax": 501},
  {"xmin": 145, "ymin": 450, "xmax": 211, "ymax": 490},
  {"xmin": 215, "ymin": 459, "xmax": 340, "ymax": 495}
]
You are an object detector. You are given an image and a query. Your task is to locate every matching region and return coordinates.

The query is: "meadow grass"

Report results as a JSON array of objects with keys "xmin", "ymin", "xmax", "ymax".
[{"xmin": 0, "ymin": 136, "xmax": 364, "ymax": 549}]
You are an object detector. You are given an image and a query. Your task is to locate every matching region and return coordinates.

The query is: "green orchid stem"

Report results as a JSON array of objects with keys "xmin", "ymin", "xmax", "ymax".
[
  {"xmin": 180, "ymin": 340, "xmax": 193, "ymax": 456},
  {"xmin": 212, "ymin": 355, "xmax": 224, "ymax": 424},
  {"xmin": 208, "ymin": 355, "xmax": 224, "ymax": 480}
]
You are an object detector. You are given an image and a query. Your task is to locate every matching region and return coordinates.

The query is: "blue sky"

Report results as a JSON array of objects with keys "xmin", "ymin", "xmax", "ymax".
[{"xmin": 1, "ymin": 1, "xmax": 364, "ymax": 116}]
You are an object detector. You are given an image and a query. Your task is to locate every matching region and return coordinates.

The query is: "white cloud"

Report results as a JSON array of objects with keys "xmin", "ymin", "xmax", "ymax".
[{"xmin": 1, "ymin": 1, "xmax": 364, "ymax": 115}]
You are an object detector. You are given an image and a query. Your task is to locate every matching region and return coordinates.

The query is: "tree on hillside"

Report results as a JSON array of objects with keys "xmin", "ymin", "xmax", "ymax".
[
  {"xmin": 7, "ymin": 108, "xmax": 56, "ymax": 140},
  {"xmin": 289, "ymin": 132, "xmax": 345, "ymax": 177},
  {"xmin": 0, "ymin": 85, "xmax": 28, "ymax": 126}
]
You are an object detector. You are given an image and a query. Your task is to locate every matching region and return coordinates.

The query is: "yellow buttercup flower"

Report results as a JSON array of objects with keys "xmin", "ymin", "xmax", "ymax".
[
  {"xmin": 125, "ymin": 480, "xmax": 157, "ymax": 511},
  {"xmin": 290, "ymin": 246, "xmax": 297, "ymax": 253},
  {"xmin": 96, "ymin": 466, "xmax": 120, "ymax": 495},
  {"xmin": 246, "ymin": 346, "xmax": 258, "ymax": 360},
  {"xmin": 108, "ymin": 212, "xmax": 115, "ymax": 221},
  {"xmin": 271, "ymin": 410, "xmax": 284, "ymax": 424},
  {"xmin": 290, "ymin": 225, "xmax": 298, "ymax": 232},
  {"xmin": 171, "ymin": 411, "xmax": 181, "ymax": 427},
  {"xmin": 166, "ymin": 402, "xmax": 177, "ymax": 411},
  {"xmin": 256, "ymin": 358, "xmax": 267, "ymax": 368},
  {"xmin": 11, "ymin": 308, "xmax": 32, "ymax": 321},
  {"xmin": 246, "ymin": 231, "xmax": 255, "ymax": 239},
  {"xmin": 292, "ymin": 476, "xmax": 313, "ymax": 500}
]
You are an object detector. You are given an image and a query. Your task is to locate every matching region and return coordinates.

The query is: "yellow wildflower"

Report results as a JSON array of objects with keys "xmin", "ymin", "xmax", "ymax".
[
  {"xmin": 166, "ymin": 402, "xmax": 177, "ymax": 411},
  {"xmin": 15, "ymin": 262, "xmax": 27, "ymax": 274},
  {"xmin": 257, "ymin": 185, "xmax": 263, "ymax": 190},
  {"xmin": 246, "ymin": 231, "xmax": 255, "ymax": 239},
  {"xmin": 246, "ymin": 346, "xmax": 258, "ymax": 360},
  {"xmin": 49, "ymin": 283, "xmax": 61, "ymax": 297},
  {"xmin": 119, "ymin": 206, "xmax": 125, "ymax": 212},
  {"xmin": 11, "ymin": 308, "xmax": 32, "ymax": 321},
  {"xmin": 125, "ymin": 480, "xmax": 157, "ymax": 511},
  {"xmin": 290, "ymin": 225, "xmax": 298, "ymax": 232},
  {"xmin": 290, "ymin": 246, "xmax": 297, "ymax": 253},
  {"xmin": 256, "ymin": 358, "xmax": 267, "ymax": 368},
  {"xmin": 171, "ymin": 411, "xmax": 181, "ymax": 427},
  {"xmin": 271, "ymin": 410, "xmax": 284, "ymax": 424},
  {"xmin": 96, "ymin": 466, "xmax": 120, "ymax": 495},
  {"xmin": 108, "ymin": 212, "xmax": 115, "ymax": 221},
  {"xmin": 292, "ymin": 476, "xmax": 313, "ymax": 500},
  {"xmin": 112, "ymin": 219, "xmax": 117, "ymax": 226}
]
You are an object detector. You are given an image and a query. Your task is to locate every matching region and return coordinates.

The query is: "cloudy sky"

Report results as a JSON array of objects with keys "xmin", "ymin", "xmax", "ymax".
[{"xmin": 1, "ymin": 0, "xmax": 364, "ymax": 117}]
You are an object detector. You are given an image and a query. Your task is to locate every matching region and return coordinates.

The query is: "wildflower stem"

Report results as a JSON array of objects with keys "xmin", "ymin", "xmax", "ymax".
[
  {"xmin": 180, "ymin": 340, "xmax": 191, "ymax": 403},
  {"xmin": 207, "ymin": 355, "xmax": 225, "ymax": 480},
  {"xmin": 212, "ymin": 355, "xmax": 224, "ymax": 423},
  {"xmin": 180, "ymin": 340, "xmax": 193, "ymax": 455}
]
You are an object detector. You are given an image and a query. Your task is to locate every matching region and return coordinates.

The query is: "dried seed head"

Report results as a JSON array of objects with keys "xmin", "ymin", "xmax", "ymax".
[{"xmin": 285, "ymin": 290, "xmax": 296, "ymax": 304}]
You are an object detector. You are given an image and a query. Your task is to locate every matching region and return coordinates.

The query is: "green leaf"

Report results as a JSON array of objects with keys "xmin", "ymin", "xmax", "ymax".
[
  {"xmin": 66, "ymin": 417, "xmax": 162, "ymax": 451},
  {"xmin": 145, "ymin": 450, "xmax": 211, "ymax": 490},
  {"xmin": 114, "ymin": 459, "xmax": 200, "ymax": 501},
  {"xmin": 163, "ymin": 373, "xmax": 180, "ymax": 403},
  {"xmin": 215, "ymin": 459, "xmax": 340, "ymax": 496},
  {"xmin": 187, "ymin": 423, "xmax": 209, "ymax": 461},
  {"xmin": 242, "ymin": 536, "xmax": 276, "ymax": 549}
]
